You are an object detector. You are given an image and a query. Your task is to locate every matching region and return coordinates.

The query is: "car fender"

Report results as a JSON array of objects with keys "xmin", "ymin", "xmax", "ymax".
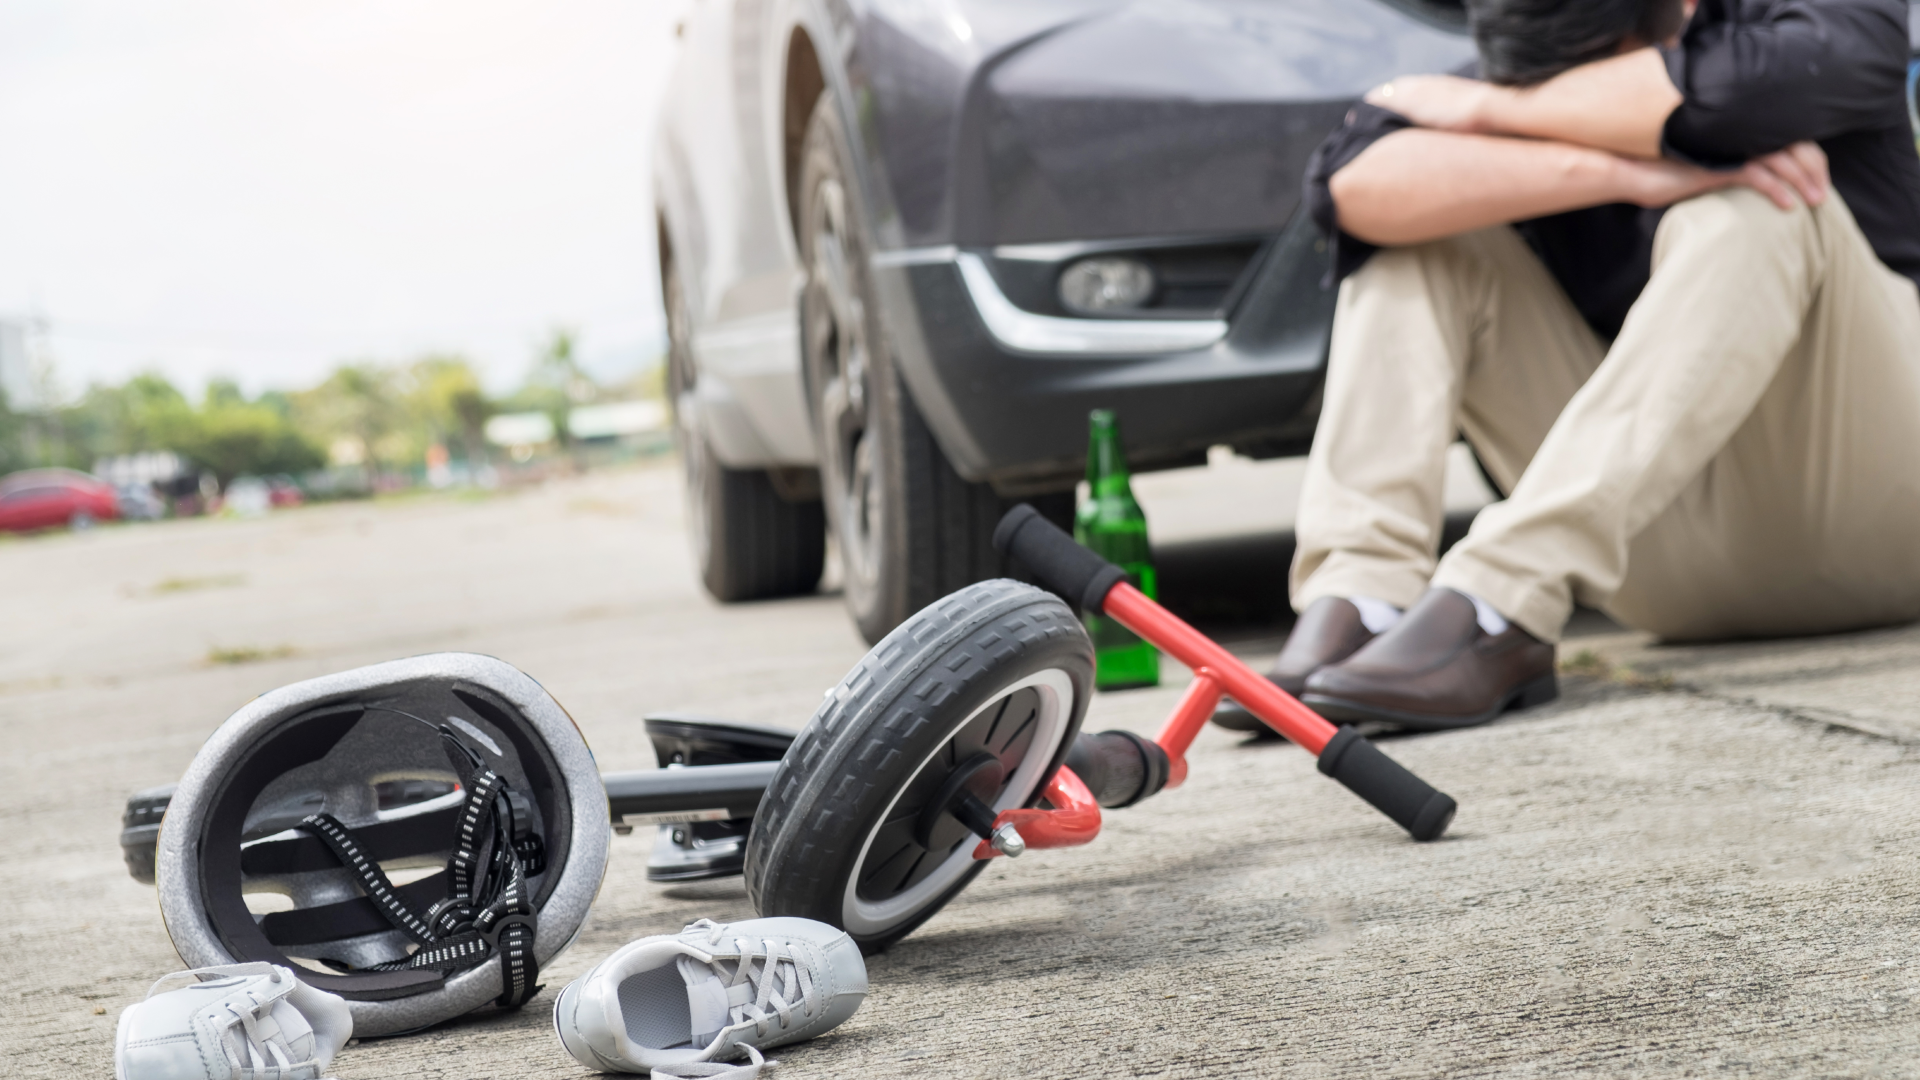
[
  {"xmin": 836, "ymin": 3, "xmax": 1110, "ymax": 481},
  {"xmin": 655, "ymin": 0, "xmax": 817, "ymax": 471},
  {"xmin": 846, "ymin": 0, "xmax": 1472, "ymax": 482}
]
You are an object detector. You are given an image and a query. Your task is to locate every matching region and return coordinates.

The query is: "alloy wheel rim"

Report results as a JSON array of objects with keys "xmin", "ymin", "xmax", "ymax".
[{"xmin": 805, "ymin": 176, "xmax": 882, "ymax": 597}]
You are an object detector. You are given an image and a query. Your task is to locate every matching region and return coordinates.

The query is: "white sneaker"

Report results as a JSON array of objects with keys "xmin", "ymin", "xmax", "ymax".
[
  {"xmin": 115, "ymin": 963, "xmax": 352, "ymax": 1080},
  {"xmin": 553, "ymin": 918, "xmax": 867, "ymax": 1077}
]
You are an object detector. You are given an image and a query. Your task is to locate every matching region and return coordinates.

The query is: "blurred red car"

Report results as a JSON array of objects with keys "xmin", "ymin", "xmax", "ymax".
[
  {"xmin": 0, "ymin": 468, "xmax": 120, "ymax": 532},
  {"xmin": 266, "ymin": 476, "xmax": 305, "ymax": 508}
]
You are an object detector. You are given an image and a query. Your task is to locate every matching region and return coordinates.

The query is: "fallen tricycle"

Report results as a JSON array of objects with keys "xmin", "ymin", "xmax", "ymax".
[
  {"xmin": 126, "ymin": 504, "xmax": 1455, "ymax": 965},
  {"xmin": 724, "ymin": 504, "xmax": 1456, "ymax": 950}
]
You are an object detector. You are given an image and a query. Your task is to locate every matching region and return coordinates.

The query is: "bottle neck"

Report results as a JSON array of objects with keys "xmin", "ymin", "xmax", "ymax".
[
  {"xmin": 1087, "ymin": 431, "xmax": 1129, "ymax": 488},
  {"xmin": 1090, "ymin": 471, "xmax": 1134, "ymax": 500}
]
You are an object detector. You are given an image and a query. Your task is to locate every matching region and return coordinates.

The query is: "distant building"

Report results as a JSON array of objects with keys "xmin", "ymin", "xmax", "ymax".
[
  {"xmin": 484, "ymin": 411, "xmax": 557, "ymax": 448},
  {"xmin": 94, "ymin": 451, "xmax": 190, "ymax": 486},
  {"xmin": 567, "ymin": 400, "xmax": 665, "ymax": 441}
]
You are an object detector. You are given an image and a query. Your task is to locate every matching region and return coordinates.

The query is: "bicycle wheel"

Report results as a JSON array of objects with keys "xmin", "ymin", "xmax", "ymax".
[{"xmin": 744, "ymin": 579, "xmax": 1093, "ymax": 952}]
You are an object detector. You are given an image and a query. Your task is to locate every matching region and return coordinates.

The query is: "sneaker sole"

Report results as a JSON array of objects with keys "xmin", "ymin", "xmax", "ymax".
[{"xmin": 1303, "ymin": 673, "xmax": 1558, "ymax": 731}]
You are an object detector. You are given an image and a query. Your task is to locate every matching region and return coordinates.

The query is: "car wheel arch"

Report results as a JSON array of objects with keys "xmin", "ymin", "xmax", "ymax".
[{"xmin": 781, "ymin": 26, "xmax": 827, "ymax": 248}]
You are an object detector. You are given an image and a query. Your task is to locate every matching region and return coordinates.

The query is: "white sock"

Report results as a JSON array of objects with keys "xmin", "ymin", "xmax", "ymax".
[
  {"xmin": 1349, "ymin": 596, "xmax": 1403, "ymax": 635},
  {"xmin": 1460, "ymin": 591, "xmax": 1510, "ymax": 636}
]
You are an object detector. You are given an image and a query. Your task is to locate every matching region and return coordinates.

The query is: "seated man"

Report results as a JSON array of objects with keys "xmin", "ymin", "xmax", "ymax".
[{"xmin": 1257, "ymin": 0, "xmax": 1920, "ymax": 729}]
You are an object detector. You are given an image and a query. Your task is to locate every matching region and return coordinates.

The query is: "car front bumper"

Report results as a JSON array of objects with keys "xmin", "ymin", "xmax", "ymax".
[{"xmin": 870, "ymin": 215, "xmax": 1336, "ymax": 493}]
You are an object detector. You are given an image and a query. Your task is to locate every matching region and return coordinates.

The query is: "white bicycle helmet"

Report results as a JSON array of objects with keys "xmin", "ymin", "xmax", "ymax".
[{"xmin": 154, "ymin": 653, "xmax": 608, "ymax": 1036}]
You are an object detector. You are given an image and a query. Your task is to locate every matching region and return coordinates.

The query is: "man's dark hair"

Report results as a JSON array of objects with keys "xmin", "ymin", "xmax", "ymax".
[{"xmin": 1465, "ymin": 0, "xmax": 1687, "ymax": 86}]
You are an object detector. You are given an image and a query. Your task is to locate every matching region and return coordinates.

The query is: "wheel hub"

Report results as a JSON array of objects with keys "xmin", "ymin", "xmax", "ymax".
[
  {"xmin": 852, "ymin": 685, "xmax": 1044, "ymax": 903},
  {"xmin": 911, "ymin": 752, "xmax": 1005, "ymax": 850}
]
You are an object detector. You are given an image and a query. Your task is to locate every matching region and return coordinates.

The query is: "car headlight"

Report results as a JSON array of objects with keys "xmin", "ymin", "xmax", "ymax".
[{"xmin": 1057, "ymin": 256, "xmax": 1155, "ymax": 315}]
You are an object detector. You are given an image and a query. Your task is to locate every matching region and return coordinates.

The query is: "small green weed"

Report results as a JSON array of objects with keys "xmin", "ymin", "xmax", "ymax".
[
  {"xmin": 153, "ymin": 574, "xmax": 246, "ymax": 594},
  {"xmin": 205, "ymin": 644, "xmax": 296, "ymax": 666},
  {"xmin": 1557, "ymin": 648, "xmax": 1674, "ymax": 690}
]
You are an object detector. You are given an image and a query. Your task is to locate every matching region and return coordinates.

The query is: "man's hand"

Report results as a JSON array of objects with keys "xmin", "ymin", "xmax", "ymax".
[
  {"xmin": 1611, "ymin": 156, "xmax": 1744, "ymax": 208},
  {"xmin": 1363, "ymin": 75, "xmax": 1490, "ymax": 133},
  {"xmin": 1740, "ymin": 142, "xmax": 1829, "ymax": 209},
  {"xmin": 1613, "ymin": 141, "xmax": 1828, "ymax": 210}
]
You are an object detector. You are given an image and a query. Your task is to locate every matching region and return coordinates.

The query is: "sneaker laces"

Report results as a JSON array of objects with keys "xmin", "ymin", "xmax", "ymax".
[
  {"xmin": 216, "ymin": 986, "xmax": 328, "ymax": 1080},
  {"xmin": 650, "ymin": 1043, "xmax": 770, "ymax": 1080},
  {"xmin": 682, "ymin": 918, "xmax": 821, "ymax": 1043}
]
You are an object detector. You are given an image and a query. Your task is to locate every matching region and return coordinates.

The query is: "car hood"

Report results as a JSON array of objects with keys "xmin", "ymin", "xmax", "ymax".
[{"xmin": 863, "ymin": 0, "xmax": 1474, "ymax": 246}]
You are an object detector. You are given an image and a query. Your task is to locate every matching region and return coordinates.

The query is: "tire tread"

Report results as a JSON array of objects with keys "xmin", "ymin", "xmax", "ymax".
[
  {"xmin": 744, "ymin": 580, "xmax": 1093, "ymax": 950},
  {"xmin": 702, "ymin": 465, "xmax": 827, "ymax": 603}
]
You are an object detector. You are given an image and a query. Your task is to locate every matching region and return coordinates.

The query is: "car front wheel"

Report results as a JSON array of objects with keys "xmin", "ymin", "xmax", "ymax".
[{"xmin": 797, "ymin": 97, "xmax": 1053, "ymax": 645}]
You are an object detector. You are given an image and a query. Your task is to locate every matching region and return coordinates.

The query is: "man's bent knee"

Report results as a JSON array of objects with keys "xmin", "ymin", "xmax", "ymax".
[
  {"xmin": 1339, "ymin": 225, "xmax": 1540, "ymax": 310},
  {"xmin": 1656, "ymin": 187, "xmax": 1823, "ymax": 262}
]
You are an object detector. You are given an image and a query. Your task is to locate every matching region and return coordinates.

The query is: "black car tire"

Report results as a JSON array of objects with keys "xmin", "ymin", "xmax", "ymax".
[
  {"xmin": 666, "ymin": 257, "xmax": 827, "ymax": 603},
  {"xmin": 797, "ymin": 97, "xmax": 1053, "ymax": 644},
  {"xmin": 743, "ymin": 578, "xmax": 1093, "ymax": 953}
]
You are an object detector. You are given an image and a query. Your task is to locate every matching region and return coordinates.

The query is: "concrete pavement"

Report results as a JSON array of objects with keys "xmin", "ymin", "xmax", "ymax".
[{"xmin": 5, "ymin": 460, "xmax": 1917, "ymax": 1078}]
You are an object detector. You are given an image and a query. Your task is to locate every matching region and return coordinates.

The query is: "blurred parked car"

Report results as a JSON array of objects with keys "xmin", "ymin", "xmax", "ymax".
[
  {"xmin": 111, "ymin": 482, "xmax": 167, "ymax": 521},
  {"xmin": 223, "ymin": 476, "xmax": 271, "ymax": 517},
  {"xmin": 266, "ymin": 476, "xmax": 306, "ymax": 509},
  {"xmin": 654, "ymin": 0, "xmax": 1476, "ymax": 642},
  {"xmin": 0, "ymin": 469, "xmax": 120, "ymax": 532}
]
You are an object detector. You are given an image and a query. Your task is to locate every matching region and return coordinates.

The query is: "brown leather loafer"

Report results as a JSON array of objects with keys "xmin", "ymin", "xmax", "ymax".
[
  {"xmin": 1211, "ymin": 596, "xmax": 1375, "ymax": 736},
  {"xmin": 1301, "ymin": 587, "xmax": 1556, "ymax": 730}
]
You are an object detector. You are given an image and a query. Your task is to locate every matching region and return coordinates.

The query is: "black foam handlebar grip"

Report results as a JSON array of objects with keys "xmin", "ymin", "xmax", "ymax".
[
  {"xmin": 993, "ymin": 504, "xmax": 1129, "ymax": 614},
  {"xmin": 1316, "ymin": 729, "xmax": 1456, "ymax": 841}
]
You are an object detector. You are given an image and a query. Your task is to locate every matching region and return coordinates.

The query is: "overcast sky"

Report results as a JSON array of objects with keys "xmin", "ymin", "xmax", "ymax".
[{"xmin": 0, "ymin": 0, "xmax": 689, "ymax": 401}]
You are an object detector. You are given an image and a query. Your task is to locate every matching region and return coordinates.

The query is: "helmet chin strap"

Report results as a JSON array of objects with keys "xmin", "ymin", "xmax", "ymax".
[{"xmin": 292, "ymin": 723, "xmax": 546, "ymax": 1009}]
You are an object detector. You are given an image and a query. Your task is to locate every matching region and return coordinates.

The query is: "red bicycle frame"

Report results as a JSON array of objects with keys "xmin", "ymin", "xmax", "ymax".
[
  {"xmin": 976, "ymin": 506, "xmax": 1456, "ymax": 857},
  {"xmin": 975, "ymin": 581, "xmax": 1344, "ymax": 859}
]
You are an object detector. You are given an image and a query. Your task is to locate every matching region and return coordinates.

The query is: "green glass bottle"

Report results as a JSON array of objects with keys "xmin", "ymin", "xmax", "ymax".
[{"xmin": 1075, "ymin": 409, "xmax": 1159, "ymax": 690}]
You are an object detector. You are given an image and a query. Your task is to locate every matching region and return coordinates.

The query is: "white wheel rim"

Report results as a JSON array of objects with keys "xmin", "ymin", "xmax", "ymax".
[{"xmin": 839, "ymin": 667, "xmax": 1074, "ymax": 936}]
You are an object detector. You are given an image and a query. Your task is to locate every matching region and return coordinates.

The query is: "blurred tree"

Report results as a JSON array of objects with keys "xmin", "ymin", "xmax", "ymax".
[
  {"xmin": 175, "ymin": 403, "xmax": 325, "ymax": 486},
  {"xmin": 0, "ymin": 354, "xmax": 522, "ymax": 488},
  {"xmin": 9, "ymin": 372, "xmax": 323, "ymax": 487},
  {"xmin": 291, "ymin": 364, "xmax": 403, "ymax": 469},
  {"xmin": 501, "ymin": 329, "xmax": 596, "ymax": 447},
  {"xmin": 204, "ymin": 378, "xmax": 247, "ymax": 410},
  {"xmin": 408, "ymin": 355, "xmax": 492, "ymax": 463},
  {"xmin": 255, "ymin": 389, "xmax": 295, "ymax": 419},
  {"xmin": 54, "ymin": 373, "xmax": 196, "ymax": 463},
  {"xmin": 0, "ymin": 388, "xmax": 25, "ymax": 474}
]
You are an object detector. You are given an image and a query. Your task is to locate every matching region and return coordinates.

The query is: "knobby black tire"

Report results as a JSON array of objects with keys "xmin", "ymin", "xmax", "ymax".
[{"xmin": 744, "ymin": 579, "xmax": 1093, "ymax": 953}]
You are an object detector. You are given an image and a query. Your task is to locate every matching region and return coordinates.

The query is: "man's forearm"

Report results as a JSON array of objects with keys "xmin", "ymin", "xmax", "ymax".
[
  {"xmin": 1330, "ymin": 130, "xmax": 1641, "ymax": 246},
  {"xmin": 1475, "ymin": 48, "xmax": 1682, "ymax": 159},
  {"xmin": 1372, "ymin": 49, "xmax": 1682, "ymax": 159}
]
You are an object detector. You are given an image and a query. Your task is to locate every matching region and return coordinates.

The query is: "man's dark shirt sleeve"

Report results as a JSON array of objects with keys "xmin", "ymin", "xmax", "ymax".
[
  {"xmin": 1662, "ymin": 0, "xmax": 1910, "ymax": 164},
  {"xmin": 1302, "ymin": 103, "xmax": 1415, "ymax": 284}
]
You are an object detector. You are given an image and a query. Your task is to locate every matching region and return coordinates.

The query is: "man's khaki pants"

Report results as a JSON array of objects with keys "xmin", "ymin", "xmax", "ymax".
[{"xmin": 1291, "ymin": 188, "xmax": 1920, "ymax": 643}]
